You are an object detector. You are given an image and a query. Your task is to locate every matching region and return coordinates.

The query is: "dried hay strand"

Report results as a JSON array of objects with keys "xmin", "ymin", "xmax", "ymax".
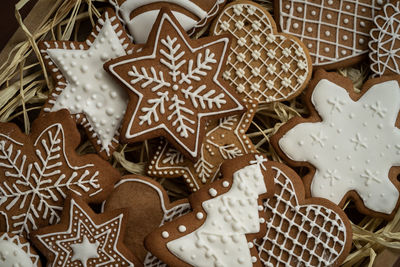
[{"xmin": 1, "ymin": 0, "xmax": 400, "ymax": 266}]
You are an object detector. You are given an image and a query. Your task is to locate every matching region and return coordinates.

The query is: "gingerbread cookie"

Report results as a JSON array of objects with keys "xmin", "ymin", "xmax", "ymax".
[
  {"xmin": 106, "ymin": 9, "xmax": 245, "ymax": 161},
  {"xmin": 0, "ymin": 232, "xmax": 41, "ymax": 266},
  {"xmin": 102, "ymin": 175, "xmax": 191, "ymax": 265},
  {"xmin": 148, "ymin": 99, "xmax": 257, "ymax": 192},
  {"xmin": 39, "ymin": 9, "xmax": 134, "ymax": 159},
  {"xmin": 253, "ymin": 161, "xmax": 352, "ymax": 267},
  {"xmin": 145, "ymin": 154, "xmax": 275, "ymax": 267},
  {"xmin": 275, "ymin": 0, "xmax": 389, "ymax": 69},
  {"xmin": 211, "ymin": 1, "xmax": 312, "ymax": 103},
  {"xmin": 370, "ymin": 1, "xmax": 400, "ymax": 76},
  {"xmin": 0, "ymin": 110, "xmax": 120, "ymax": 236},
  {"xmin": 31, "ymin": 194, "xmax": 141, "ymax": 267},
  {"xmin": 271, "ymin": 70, "xmax": 400, "ymax": 219},
  {"xmin": 110, "ymin": 0, "xmax": 227, "ymax": 43}
]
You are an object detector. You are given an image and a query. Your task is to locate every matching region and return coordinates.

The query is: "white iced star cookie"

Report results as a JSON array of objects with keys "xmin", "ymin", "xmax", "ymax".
[
  {"xmin": 0, "ymin": 232, "xmax": 41, "ymax": 266},
  {"xmin": 39, "ymin": 9, "xmax": 134, "ymax": 159},
  {"xmin": 272, "ymin": 70, "xmax": 400, "ymax": 219}
]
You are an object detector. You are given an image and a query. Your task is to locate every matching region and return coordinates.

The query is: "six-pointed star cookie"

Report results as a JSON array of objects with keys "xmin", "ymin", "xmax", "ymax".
[
  {"xmin": 106, "ymin": 8, "xmax": 245, "ymax": 161},
  {"xmin": 39, "ymin": 9, "xmax": 134, "ymax": 159},
  {"xmin": 0, "ymin": 110, "xmax": 119, "ymax": 236},
  {"xmin": 271, "ymin": 70, "xmax": 400, "ymax": 219},
  {"xmin": 31, "ymin": 195, "xmax": 141, "ymax": 267},
  {"xmin": 148, "ymin": 99, "xmax": 257, "ymax": 191}
]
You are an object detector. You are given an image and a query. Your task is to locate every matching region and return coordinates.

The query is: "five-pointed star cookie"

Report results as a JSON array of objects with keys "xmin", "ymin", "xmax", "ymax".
[
  {"xmin": 39, "ymin": 9, "xmax": 134, "ymax": 159},
  {"xmin": 31, "ymin": 195, "xmax": 141, "ymax": 267},
  {"xmin": 148, "ymin": 99, "xmax": 257, "ymax": 191},
  {"xmin": 272, "ymin": 70, "xmax": 400, "ymax": 219},
  {"xmin": 105, "ymin": 8, "xmax": 245, "ymax": 161},
  {"xmin": 0, "ymin": 110, "xmax": 119, "ymax": 236}
]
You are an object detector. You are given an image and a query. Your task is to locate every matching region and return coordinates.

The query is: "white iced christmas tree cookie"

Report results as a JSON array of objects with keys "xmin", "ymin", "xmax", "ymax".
[{"xmin": 273, "ymin": 70, "xmax": 400, "ymax": 218}]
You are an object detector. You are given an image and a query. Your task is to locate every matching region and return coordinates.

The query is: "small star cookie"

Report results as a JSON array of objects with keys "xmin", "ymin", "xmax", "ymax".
[
  {"xmin": 39, "ymin": 9, "xmax": 134, "ymax": 159},
  {"xmin": 272, "ymin": 70, "xmax": 400, "ymax": 219},
  {"xmin": 105, "ymin": 8, "xmax": 245, "ymax": 161},
  {"xmin": 31, "ymin": 194, "xmax": 141, "ymax": 267}
]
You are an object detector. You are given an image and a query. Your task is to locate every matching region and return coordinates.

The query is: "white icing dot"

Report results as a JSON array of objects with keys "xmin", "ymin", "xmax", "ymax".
[
  {"xmin": 307, "ymin": 43, "xmax": 313, "ymax": 49},
  {"xmin": 343, "ymin": 35, "xmax": 348, "ymax": 41},
  {"xmin": 222, "ymin": 181, "xmax": 230, "ymax": 187},
  {"xmin": 359, "ymin": 38, "xmax": 365, "ymax": 44},
  {"xmin": 297, "ymin": 6, "xmax": 303, "ymax": 12},
  {"xmin": 346, "ymin": 5, "xmax": 351, "ymax": 10},
  {"xmin": 325, "ymin": 31, "xmax": 331, "ymax": 37},
  {"xmin": 311, "ymin": 10, "xmax": 317, "ymax": 16},
  {"xmin": 324, "ymin": 47, "xmax": 330, "ymax": 53},
  {"xmin": 307, "ymin": 27, "xmax": 313, "ymax": 33},
  {"xmin": 209, "ymin": 188, "xmax": 217, "ymax": 197},
  {"xmin": 178, "ymin": 225, "xmax": 186, "ymax": 233},
  {"xmin": 360, "ymin": 21, "xmax": 366, "ymax": 27},
  {"xmin": 326, "ymin": 14, "xmax": 332, "ymax": 20},
  {"xmin": 196, "ymin": 212, "xmax": 204, "ymax": 220},
  {"xmin": 344, "ymin": 18, "xmax": 349, "ymax": 24},
  {"xmin": 161, "ymin": 231, "xmax": 169, "ymax": 238},
  {"xmin": 293, "ymin": 23, "xmax": 299, "ymax": 29}
]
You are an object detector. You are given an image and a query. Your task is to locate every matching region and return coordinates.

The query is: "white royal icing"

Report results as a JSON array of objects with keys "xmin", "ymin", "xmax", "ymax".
[
  {"xmin": 166, "ymin": 160, "xmax": 268, "ymax": 267},
  {"xmin": 279, "ymin": 79, "xmax": 400, "ymax": 214},
  {"xmin": 0, "ymin": 123, "xmax": 101, "ymax": 236},
  {"xmin": 70, "ymin": 236, "xmax": 100, "ymax": 266},
  {"xmin": 278, "ymin": 0, "xmax": 388, "ymax": 66},
  {"xmin": 0, "ymin": 241, "xmax": 33, "ymax": 267},
  {"xmin": 108, "ymin": 11, "xmax": 244, "ymax": 158},
  {"xmin": 369, "ymin": 2, "xmax": 400, "ymax": 76},
  {"xmin": 44, "ymin": 12, "xmax": 129, "ymax": 157}
]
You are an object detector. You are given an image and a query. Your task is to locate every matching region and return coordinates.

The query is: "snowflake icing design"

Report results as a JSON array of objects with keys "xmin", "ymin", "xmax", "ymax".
[
  {"xmin": 0, "ymin": 114, "xmax": 111, "ymax": 236},
  {"xmin": 278, "ymin": 77, "xmax": 400, "ymax": 214},
  {"xmin": 108, "ymin": 11, "xmax": 244, "ymax": 159}
]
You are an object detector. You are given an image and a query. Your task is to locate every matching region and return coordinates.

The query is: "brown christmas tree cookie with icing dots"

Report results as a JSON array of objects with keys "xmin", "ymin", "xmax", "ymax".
[
  {"xmin": 210, "ymin": 1, "xmax": 312, "ymax": 103},
  {"xmin": 102, "ymin": 175, "xmax": 191, "ymax": 265},
  {"xmin": 271, "ymin": 70, "xmax": 400, "ymax": 219},
  {"xmin": 109, "ymin": 0, "xmax": 227, "ymax": 43},
  {"xmin": 0, "ymin": 232, "xmax": 41, "ymax": 266},
  {"xmin": 105, "ymin": 8, "xmax": 245, "ymax": 162},
  {"xmin": 370, "ymin": 1, "xmax": 400, "ymax": 76},
  {"xmin": 147, "ymin": 99, "xmax": 257, "ymax": 192},
  {"xmin": 39, "ymin": 8, "xmax": 134, "ymax": 159},
  {"xmin": 145, "ymin": 154, "xmax": 275, "ymax": 267},
  {"xmin": 0, "ymin": 109, "xmax": 120, "ymax": 237},
  {"xmin": 31, "ymin": 194, "xmax": 141, "ymax": 267},
  {"xmin": 275, "ymin": 0, "xmax": 389, "ymax": 69},
  {"xmin": 253, "ymin": 161, "xmax": 352, "ymax": 267}
]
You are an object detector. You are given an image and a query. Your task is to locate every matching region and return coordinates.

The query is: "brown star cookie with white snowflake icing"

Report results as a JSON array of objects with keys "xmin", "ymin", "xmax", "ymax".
[
  {"xmin": 31, "ymin": 194, "xmax": 141, "ymax": 267},
  {"xmin": 39, "ymin": 9, "xmax": 134, "ymax": 159},
  {"xmin": 105, "ymin": 8, "xmax": 245, "ymax": 161},
  {"xmin": 147, "ymin": 99, "xmax": 257, "ymax": 192},
  {"xmin": 0, "ymin": 232, "xmax": 41, "ymax": 266},
  {"xmin": 0, "ymin": 110, "xmax": 120, "ymax": 237}
]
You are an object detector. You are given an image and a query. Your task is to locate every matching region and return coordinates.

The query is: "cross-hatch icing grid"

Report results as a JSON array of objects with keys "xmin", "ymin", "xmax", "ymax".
[
  {"xmin": 279, "ymin": 0, "xmax": 386, "ymax": 66},
  {"xmin": 255, "ymin": 167, "xmax": 346, "ymax": 267},
  {"xmin": 215, "ymin": 4, "xmax": 308, "ymax": 102},
  {"xmin": 144, "ymin": 202, "xmax": 191, "ymax": 267}
]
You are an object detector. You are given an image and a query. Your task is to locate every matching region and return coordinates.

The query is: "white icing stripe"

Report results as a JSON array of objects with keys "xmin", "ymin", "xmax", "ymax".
[
  {"xmin": 255, "ymin": 166, "xmax": 347, "ymax": 266},
  {"xmin": 166, "ymin": 162, "xmax": 267, "ymax": 267},
  {"xmin": 279, "ymin": 78, "xmax": 400, "ymax": 214}
]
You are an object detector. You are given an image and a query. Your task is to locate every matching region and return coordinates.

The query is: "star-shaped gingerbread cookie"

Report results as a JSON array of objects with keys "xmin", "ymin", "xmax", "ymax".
[
  {"xmin": 39, "ymin": 9, "xmax": 134, "ymax": 159},
  {"xmin": 31, "ymin": 195, "xmax": 141, "ymax": 267},
  {"xmin": 148, "ymin": 99, "xmax": 257, "ymax": 191},
  {"xmin": 105, "ymin": 8, "xmax": 245, "ymax": 161}
]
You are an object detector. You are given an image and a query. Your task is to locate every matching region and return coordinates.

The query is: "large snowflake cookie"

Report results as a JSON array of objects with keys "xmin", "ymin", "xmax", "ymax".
[
  {"xmin": 145, "ymin": 154, "xmax": 275, "ymax": 267},
  {"xmin": 0, "ymin": 232, "xmax": 41, "ymax": 266},
  {"xmin": 0, "ymin": 110, "xmax": 120, "ymax": 236},
  {"xmin": 147, "ymin": 99, "xmax": 257, "ymax": 192},
  {"xmin": 254, "ymin": 161, "xmax": 352, "ymax": 267},
  {"xmin": 211, "ymin": 1, "xmax": 312, "ymax": 103},
  {"xmin": 370, "ymin": 1, "xmax": 400, "ymax": 76},
  {"xmin": 106, "ymin": 9, "xmax": 245, "ymax": 161},
  {"xmin": 31, "ymin": 194, "xmax": 141, "ymax": 267},
  {"xmin": 110, "ymin": 0, "xmax": 227, "ymax": 43},
  {"xmin": 272, "ymin": 70, "xmax": 400, "ymax": 219},
  {"xmin": 276, "ymin": 0, "xmax": 389, "ymax": 69},
  {"xmin": 102, "ymin": 175, "xmax": 191, "ymax": 266},
  {"xmin": 39, "ymin": 9, "xmax": 134, "ymax": 159}
]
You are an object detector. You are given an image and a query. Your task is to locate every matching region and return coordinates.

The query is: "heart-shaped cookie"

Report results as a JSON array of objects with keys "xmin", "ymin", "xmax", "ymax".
[
  {"xmin": 254, "ymin": 162, "xmax": 352, "ymax": 267},
  {"xmin": 211, "ymin": 0, "xmax": 312, "ymax": 103},
  {"xmin": 102, "ymin": 176, "xmax": 191, "ymax": 266},
  {"xmin": 276, "ymin": 0, "xmax": 388, "ymax": 69}
]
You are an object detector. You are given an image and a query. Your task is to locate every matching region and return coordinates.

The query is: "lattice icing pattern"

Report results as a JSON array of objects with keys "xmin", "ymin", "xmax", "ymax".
[
  {"xmin": 278, "ymin": 0, "xmax": 388, "ymax": 67},
  {"xmin": 255, "ymin": 166, "xmax": 348, "ymax": 267},
  {"xmin": 212, "ymin": 1, "xmax": 311, "ymax": 103},
  {"xmin": 369, "ymin": 2, "xmax": 400, "ymax": 75}
]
